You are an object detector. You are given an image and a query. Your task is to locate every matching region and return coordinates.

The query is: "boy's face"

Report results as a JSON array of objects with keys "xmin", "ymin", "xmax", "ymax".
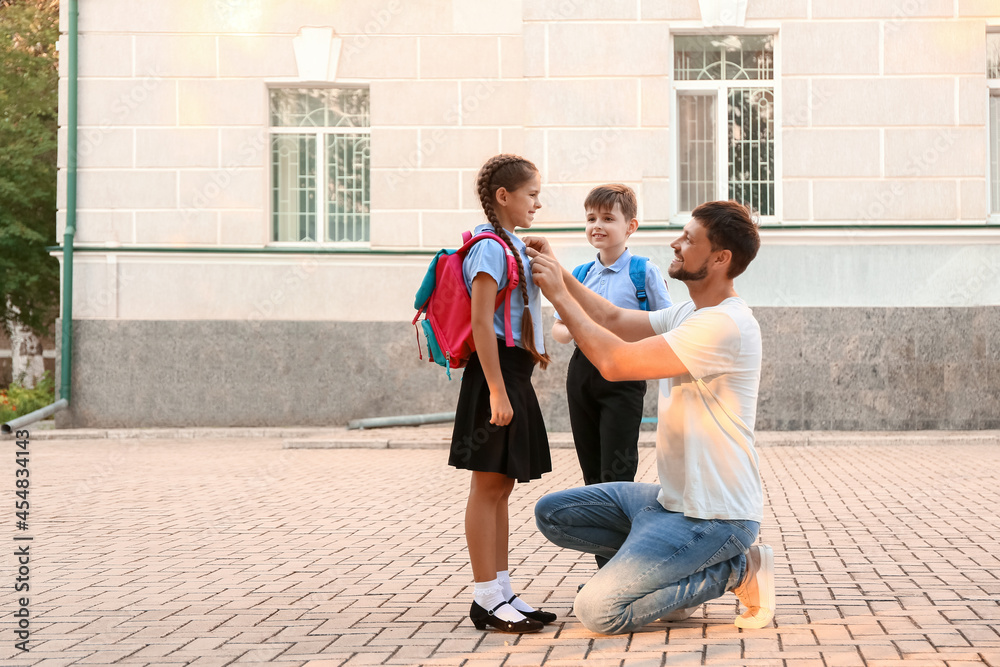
[{"xmin": 585, "ymin": 203, "xmax": 636, "ymax": 251}]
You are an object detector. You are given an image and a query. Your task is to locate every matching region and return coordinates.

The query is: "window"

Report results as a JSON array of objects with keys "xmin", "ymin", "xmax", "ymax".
[
  {"xmin": 269, "ymin": 88, "xmax": 371, "ymax": 243},
  {"xmin": 673, "ymin": 35, "xmax": 775, "ymax": 217},
  {"xmin": 989, "ymin": 33, "xmax": 1000, "ymax": 216}
]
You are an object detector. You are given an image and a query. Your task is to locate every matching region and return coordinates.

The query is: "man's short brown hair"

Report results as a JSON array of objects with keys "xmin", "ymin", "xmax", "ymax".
[
  {"xmin": 584, "ymin": 184, "xmax": 637, "ymax": 221},
  {"xmin": 690, "ymin": 200, "xmax": 761, "ymax": 279}
]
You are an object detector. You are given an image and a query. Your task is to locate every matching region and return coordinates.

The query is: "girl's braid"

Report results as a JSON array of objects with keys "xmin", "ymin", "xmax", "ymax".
[{"xmin": 476, "ymin": 154, "xmax": 550, "ymax": 369}]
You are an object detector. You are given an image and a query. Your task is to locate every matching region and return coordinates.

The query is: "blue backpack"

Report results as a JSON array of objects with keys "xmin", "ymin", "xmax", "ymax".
[{"xmin": 571, "ymin": 256, "xmax": 651, "ymax": 311}]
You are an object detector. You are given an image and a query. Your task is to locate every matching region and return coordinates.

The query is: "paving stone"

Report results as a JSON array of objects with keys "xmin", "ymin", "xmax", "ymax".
[{"xmin": 9, "ymin": 435, "xmax": 1000, "ymax": 665}]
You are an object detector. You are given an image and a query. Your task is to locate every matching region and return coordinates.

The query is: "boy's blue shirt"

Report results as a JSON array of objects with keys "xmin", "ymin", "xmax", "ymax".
[{"xmin": 554, "ymin": 248, "xmax": 672, "ymax": 321}]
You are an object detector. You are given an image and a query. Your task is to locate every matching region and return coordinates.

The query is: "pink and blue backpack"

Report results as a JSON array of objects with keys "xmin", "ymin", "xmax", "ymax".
[{"xmin": 413, "ymin": 230, "xmax": 520, "ymax": 379}]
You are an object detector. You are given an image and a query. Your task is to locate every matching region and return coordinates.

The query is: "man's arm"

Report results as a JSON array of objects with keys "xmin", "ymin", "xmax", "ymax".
[
  {"xmin": 524, "ymin": 237, "xmax": 655, "ymax": 343},
  {"xmin": 527, "ymin": 241, "xmax": 688, "ymax": 381},
  {"xmin": 549, "ymin": 283, "xmax": 689, "ymax": 382}
]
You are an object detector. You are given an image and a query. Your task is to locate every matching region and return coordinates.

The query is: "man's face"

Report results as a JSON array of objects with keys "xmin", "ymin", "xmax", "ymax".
[{"xmin": 668, "ymin": 218, "xmax": 714, "ymax": 282}]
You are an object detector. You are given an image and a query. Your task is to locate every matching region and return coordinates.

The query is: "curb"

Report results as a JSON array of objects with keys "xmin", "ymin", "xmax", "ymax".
[
  {"xmin": 282, "ymin": 430, "xmax": 1000, "ymax": 450},
  {"xmin": 3, "ymin": 426, "xmax": 339, "ymax": 441},
  {"xmin": 283, "ymin": 433, "xmax": 594, "ymax": 450},
  {"xmin": 8, "ymin": 425, "xmax": 998, "ymax": 448}
]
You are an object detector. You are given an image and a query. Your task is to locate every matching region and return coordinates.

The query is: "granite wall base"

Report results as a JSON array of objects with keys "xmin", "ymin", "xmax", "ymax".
[{"xmin": 54, "ymin": 307, "xmax": 1000, "ymax": 430}]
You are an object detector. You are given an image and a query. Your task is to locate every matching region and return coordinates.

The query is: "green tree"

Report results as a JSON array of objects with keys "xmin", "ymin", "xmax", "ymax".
[{"xmin": 0, "ymin": 0, "xmax": 60, "ymax": 337}]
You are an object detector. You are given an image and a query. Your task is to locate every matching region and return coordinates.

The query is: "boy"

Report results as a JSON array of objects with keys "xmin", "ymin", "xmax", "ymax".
[{"xmin": 552, "ymin": 184, "xmax": 671, "ymax": 495}]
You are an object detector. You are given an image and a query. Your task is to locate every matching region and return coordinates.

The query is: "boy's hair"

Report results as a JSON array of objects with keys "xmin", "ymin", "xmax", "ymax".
[
  {"xmin": 584, "ymin": 184, "xmax": 637, "ymax": 221},
  {"xmin": 690, "ymin": 200, "xmax": 761, "ymax": 279}
]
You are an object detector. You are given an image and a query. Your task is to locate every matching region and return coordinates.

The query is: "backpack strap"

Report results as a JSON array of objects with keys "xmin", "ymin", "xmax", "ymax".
[
  {"xmin": 457, "ymin": 230, "xmax": 507, "ymax": 258},
  {"xmin": 629, "ymin": 255, "xmax": 650, "ymax": 311},
  {"xmin": 460, "ymin": 231, "xmax": 519, "ymax": 347},
  {"xmin": 571, "ymin": 261, "xmax": 595, "ymax": 283}
]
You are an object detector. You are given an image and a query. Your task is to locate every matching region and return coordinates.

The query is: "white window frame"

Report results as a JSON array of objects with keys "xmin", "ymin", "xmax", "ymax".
[
  {"xmin": 988, "ymin": 28, "xmax": 1000, "ymax": 223},
  {"xmin": 267, "ymin": 85, "xmax": 371, "ymax": 248},
  {"xmin": 669, "ymin": 29, "xmax": 781, "ymax": 226}
]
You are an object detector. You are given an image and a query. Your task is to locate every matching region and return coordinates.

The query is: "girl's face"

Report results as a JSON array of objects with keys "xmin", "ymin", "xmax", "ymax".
[{"xmin": 496, "ymin": 172, "xmax": 542, "ymax": 231}]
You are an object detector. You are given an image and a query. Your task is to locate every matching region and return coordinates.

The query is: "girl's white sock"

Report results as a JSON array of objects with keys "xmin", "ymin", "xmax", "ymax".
[
  {"xmin": 474, "ymin": 579, "xmax": 526, "ymax": 623},
  {"xmin": 497, "ymin": 570, "xmax": 536, "ymax": 613}
]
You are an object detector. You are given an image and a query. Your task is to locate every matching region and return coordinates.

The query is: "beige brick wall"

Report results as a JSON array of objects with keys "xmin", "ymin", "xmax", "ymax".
[
  {"xmin": 526, "ymin": 79, "xmax": 639, "ymax": 127},
  {"xmin": 76, "ymin": 34, "xmax": 132, "ymax": 77},
  {"xmin": 217, "ymin": 36, "xmax": 298, "ymax": 78},
  {"xmin": 792, "ymin": 13, "xmax": 989, "ymax": 224},
  {"xmin": 784, "ymin": 129, "xmax": 882, "ymax": 179},
  {"xmin": 419, "ymin": 36, "xmax": 501, "ymax": 79},
  {"xmin": 136, "ymin": 35, "xmax": 218, "ymax": 77},
  {"xmin": 884, "ymin": 128, "xmax": 986, "ymax": 178},
  {"xmin": 58, "ymin": 0, "xmax": 1000, "ymax": 322},
  {"xmin": 782, "ymin": 22, "xmax": 880, "ymax": 75},
  {"xmin": 219, "ymin": 211, "xmax": 268, "ymax": 246},
  {"xmin": 811, "ymin": 0, "xmax": 953, "ymax": 19},
  {"xmin": 135, "ymin": 211, "xmax": 217, "ymax": 245},
  {"xmin": 546, "ymin": 23, "xmax": 673, "ymax": 77},
  {"xmin": 884, "ymin": 21, "xmax": 984, "ymax": 74},
  {"xmin": 369, "ymin": 211, "xmax": 421, "ymax": 248},
  {"xmin": 135, "ymin": 129, "xmax": 218, "ymax": 168},
  {"xmin": 747, "ymin": 0, "xmax": 808, "ymax": 19},
  {"xmin": 337, "ymin": 36, "xmax": 419, "ymax": 80},
  {"xmin": 812, "ymin": 180, "xmax": 958, "ymax": 221},
  {"xmin": 641, "ymin": 0, "xmax": 701, "ymax": 21}
]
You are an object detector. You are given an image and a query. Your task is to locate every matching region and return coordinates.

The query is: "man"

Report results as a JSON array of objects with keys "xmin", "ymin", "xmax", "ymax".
[{"xmin": 524, "ymin": 200, "xmax": 774, "ymax": 635}]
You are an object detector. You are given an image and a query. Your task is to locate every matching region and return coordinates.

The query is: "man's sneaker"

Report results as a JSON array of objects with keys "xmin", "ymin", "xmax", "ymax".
[
  {"xmin": 732, "ymin": 544, "xmax": 775, "ymax": 629},
  {"xmin": 659, "ymin": 605, "xmax": 699, "ymax": 621}
]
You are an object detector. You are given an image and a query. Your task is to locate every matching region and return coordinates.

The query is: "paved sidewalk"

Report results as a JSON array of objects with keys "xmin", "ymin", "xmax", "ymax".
[{"xmin": 2, "ymin": 431, "xmax": 999, "ymax": 666}]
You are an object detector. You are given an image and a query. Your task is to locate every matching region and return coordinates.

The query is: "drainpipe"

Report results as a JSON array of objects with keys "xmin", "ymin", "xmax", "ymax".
[
  {"xmin": 4, "ymin": 0, "xmax": 76, "ymax": 435},
  {"xmin": 61, "ymin": 0, "xmax": 77, "ymax": 405},
  {"xmin": 347, "ymin": 412, "xmax": 456, "ymax": 430}
]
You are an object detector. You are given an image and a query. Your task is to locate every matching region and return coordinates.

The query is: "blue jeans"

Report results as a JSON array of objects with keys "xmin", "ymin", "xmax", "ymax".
[{"xmin": 534, "ymin": 482, "xmax": 759, "ymax": 635}]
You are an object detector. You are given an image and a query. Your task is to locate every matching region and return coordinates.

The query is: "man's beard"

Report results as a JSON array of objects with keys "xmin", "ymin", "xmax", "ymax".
[{"xmin": 668, "ymin": 258, "xmax": 709, "ymax": 282}]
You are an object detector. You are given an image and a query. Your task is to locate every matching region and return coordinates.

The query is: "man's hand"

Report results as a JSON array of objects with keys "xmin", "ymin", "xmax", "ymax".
[
  {"xmin": 526, "ymin": 246, "xmax": 567, "ymax": 300},
  {"xmin": 522, "ymin": 235, "xmax": 553, "ymax": 257}
]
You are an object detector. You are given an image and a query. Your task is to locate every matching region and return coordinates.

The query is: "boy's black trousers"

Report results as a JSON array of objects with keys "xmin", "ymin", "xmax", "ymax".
[{"xmin": 566, "ymin": 346, "xmax": 647, "ymax": 486}]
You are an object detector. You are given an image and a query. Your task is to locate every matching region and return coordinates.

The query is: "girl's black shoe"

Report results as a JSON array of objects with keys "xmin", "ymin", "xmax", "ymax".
[
  {"xmin": 508, "ymin": 595, "xmax": 557, "ymax": 624},
  {"xmin": 470, "ymin": 601, "xmax": 544, "ymax": 633}
]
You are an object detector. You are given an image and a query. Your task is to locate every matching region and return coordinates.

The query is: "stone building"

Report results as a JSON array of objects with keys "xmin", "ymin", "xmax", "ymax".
[{"xmin": 55, "ymin": 0, "xmax": 1000, "ymax": 430}]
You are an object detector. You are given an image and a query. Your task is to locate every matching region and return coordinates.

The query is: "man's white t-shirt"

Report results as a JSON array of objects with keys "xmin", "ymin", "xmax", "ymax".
[{"xmin": 648, "ymin": 297, "xmax": 763, "ymax": 522}]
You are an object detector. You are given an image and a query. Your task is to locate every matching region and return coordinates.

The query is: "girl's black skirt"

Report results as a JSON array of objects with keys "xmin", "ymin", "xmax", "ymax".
[{"xmin": 449, "ymin": 344, "xmax": 551, "ymax": 483}]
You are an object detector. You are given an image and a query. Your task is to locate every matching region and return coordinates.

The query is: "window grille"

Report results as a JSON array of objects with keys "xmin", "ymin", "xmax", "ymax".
[
  {"xmin": 674, "ymin": 35, "xmax": 775, "ymax": 216},
  {"xmin": 270, "ymin": 88, "xmax": 370, "ymax": 243}
]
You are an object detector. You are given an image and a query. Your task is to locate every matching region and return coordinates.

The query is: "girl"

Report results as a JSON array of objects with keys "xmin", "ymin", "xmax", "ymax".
[{"xmin": 448, "ymin": 154, "xmax": 556, "ymax": 634}]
